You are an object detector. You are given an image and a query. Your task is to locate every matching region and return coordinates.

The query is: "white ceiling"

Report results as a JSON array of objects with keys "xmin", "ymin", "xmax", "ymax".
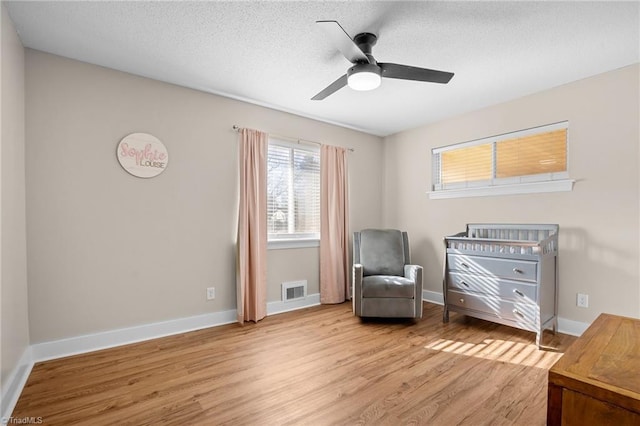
[{"xmin": 6, "ymin": 1, "xmax": 640, "ymax": 136}]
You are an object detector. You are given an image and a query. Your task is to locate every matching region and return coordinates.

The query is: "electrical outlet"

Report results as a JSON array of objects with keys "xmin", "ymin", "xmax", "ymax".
[
  {"xmin": 206, "ymin": 287, "xmax": 215, "ymax": 300},
  {"xmin": 577, "ymin": 293, "xmax": 589, "ymax": 308}
]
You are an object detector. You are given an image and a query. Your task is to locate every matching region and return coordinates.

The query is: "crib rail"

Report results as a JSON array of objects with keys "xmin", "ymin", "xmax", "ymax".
[{"xmin": 445, "ymin": 224, "xmax": 558, "ymax": 256}]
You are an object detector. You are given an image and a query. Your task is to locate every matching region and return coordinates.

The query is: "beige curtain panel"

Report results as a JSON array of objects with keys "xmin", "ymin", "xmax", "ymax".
[
  {"xmin": 320, "ymin": 144, "xmax": 350, "ymax": 304},
  {"xmin": 236, "ymin": 128, "xmax": 268, "ymax": 323}
]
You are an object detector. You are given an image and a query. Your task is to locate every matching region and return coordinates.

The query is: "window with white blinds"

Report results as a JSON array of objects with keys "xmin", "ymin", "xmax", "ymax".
[
  {"xmin": 267, "ymin": 139, "xmax": 320, "ymax": 243},
  {"xmin": 431, "ymin": 122, "xmax": 573, "ymax": 198}
]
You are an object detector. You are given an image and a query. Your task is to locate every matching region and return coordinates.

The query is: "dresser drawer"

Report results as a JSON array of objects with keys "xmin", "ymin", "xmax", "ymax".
[
  {"xmin": 447, "ymin": 289, "xmax": 538, "ymax": 325},
  {"xmin": 447, "ymin": 271, "xmax": 538, "ymax": 302},
  {"xmin": 447, "ymin": 253, "xmax": 537, "ymax": 282}
]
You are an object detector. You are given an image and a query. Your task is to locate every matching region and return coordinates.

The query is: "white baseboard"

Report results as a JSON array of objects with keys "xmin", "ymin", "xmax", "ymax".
[
  {"xmin": 423, "ymin": 290, "xmax": 444, "ymax": 305},
  {"xmin": 31, "ymin": 292, "xmax": 322, "ymax": 363},
  {"xmin": 1, "ymin": 347, "xmax": 34, "ymax": 424},
  {"xmin": 267, "ymin": 292, "xmax": 320, "ymax": 315},
  {"xmin": 422, "ymin": 290, "xmax": 588, "ymax": 337},
  {"xmin": 556, "ymin": 317, "xmax": 590, "ymax": 336},
  {"xmin": 31, "ymin": 309, "xmax": 238, "ymax": 363}
]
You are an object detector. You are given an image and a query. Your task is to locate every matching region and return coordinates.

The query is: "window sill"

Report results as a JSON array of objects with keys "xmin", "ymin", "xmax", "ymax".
[
  {"xmin": 268, "ymin": 239, "xmax": 320, "ymax": 250},
  {"xmin": 428, "ymin": 179, "xmax": 575, "ymax": 199}
]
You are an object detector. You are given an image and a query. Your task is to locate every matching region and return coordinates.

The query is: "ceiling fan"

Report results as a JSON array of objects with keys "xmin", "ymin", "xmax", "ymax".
[{"xmin": 312, "ymin": 20, "xmax": 454, "ymax": 100}]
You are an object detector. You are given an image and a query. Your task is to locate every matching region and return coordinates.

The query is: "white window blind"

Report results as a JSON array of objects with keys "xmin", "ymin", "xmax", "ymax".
[
  {"xmin": 267, "ymin": 139, "xmax": 320, "ymax": 242},
  {"xmin": 431, "ymin": 122, "xmax": 573, "ymax": 198}
]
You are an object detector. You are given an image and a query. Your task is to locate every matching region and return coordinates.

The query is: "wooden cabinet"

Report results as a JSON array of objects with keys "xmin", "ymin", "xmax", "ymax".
[
  {"xmin": 547, "ymin": 313, "xmax": 640, "ymax": 425},
  {"xmin": 443, "ymin": 224, "xmax": 558, "ymax": 347}
]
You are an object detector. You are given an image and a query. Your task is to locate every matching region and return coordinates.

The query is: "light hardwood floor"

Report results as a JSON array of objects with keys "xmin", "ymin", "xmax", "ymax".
[{"xmin": 13, "ymin": 302, "xmax": 575, "ymax": 425}]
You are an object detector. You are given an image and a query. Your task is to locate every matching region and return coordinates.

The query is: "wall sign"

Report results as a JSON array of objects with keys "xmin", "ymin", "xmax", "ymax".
[{"xmin": 117, "ymin": 133, "xmax": 168, "ymax": 178}]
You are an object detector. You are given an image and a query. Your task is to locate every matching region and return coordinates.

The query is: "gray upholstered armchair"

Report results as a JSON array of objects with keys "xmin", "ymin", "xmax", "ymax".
[{"xmin": 352, "ymin": 229, "xmax": 423, "ymax": 319}]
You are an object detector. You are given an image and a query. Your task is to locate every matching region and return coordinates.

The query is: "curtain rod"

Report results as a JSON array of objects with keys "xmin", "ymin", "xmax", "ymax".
[{"xmin": 232, "ymin": 125, "xmax": 354, "ymax": 152}]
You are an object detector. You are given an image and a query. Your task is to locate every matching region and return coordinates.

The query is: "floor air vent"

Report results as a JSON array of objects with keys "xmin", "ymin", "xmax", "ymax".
[{"xmin": 282, "ymin": 280, "xmax": 307, "ymax": 302}]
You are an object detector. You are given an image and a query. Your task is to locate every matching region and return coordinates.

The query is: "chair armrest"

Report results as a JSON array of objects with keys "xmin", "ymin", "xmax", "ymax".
[
  {"xmin": 405, "ymin": 264, "xmax": 424, "ymax": 318},
  {"xmin": 353, "ymin": 264, "xmax": 363, "ymax": 316},
  {"xmin": 404, "ymin": 264, "xmax": 422, "ymax": 283}
]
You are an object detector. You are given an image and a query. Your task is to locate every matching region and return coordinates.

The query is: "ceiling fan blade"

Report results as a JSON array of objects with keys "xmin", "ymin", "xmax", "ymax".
[
  {"xmin": 316, "ymin": 20, "xmax": 369, "ymax": 64},
  {"xmin": 311, "ymin": 74, "xmax": 348, "ymax": 100},
  {"xmin": 379, "ymin": 63, "xmax": 454, "ymax": 84}
]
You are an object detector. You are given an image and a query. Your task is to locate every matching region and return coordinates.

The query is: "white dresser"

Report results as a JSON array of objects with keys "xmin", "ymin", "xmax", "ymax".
[{"xmin": 443, "ymin": 224, "xmax": 559, "ymax": 348}]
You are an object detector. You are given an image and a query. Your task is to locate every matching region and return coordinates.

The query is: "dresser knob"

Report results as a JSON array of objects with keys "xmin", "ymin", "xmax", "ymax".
[
  {"xmin": 461, "ymin": 262, "xmax": 470, "ymax": 269},
  {"xmin": 460, "ymin": 281, "xmax": 469, "ymax": 287},
  {"xmin": 513, "ymin": 309, "xmax": 524, "ymax": 317},
  {"xmin": 459, "ymin": 298, "xmax": 465, "ymax": 304},
  {"xmin": 513, "ymin": 267, "xmax": 524, "ymax": 274},
  {"xmin": 513, "ymin": 289, "xmax": 525, "ymax": 297}
]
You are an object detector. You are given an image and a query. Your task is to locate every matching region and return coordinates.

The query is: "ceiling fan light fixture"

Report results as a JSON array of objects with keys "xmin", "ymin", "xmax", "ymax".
[{"xmin": 347, "ymin": 63, "xmax": 382, "ymax": 91}]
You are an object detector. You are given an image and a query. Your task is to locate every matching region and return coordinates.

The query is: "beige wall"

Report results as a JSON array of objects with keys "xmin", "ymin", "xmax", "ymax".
[
  {"xmin": 383, "ymin": 64, "xmax": 640, "ymax": 325},
  {"xmin": 18, "ymin": 34, "xmax": 639, "ymax": 346},
  {"xmin": 25, "ymin": 50, "xmax": 383, "ymax": 343},
  {"xmin": 1, "ymin": 4, "xmax": 30, "ymax": 400}
]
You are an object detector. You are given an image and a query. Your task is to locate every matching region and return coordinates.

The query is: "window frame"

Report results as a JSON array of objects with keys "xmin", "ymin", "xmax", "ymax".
[
  {"xmin": 266, "ymin": 138, "xmax": 321, "ymax": 250},
  {"xmin": 429, "ymin": 121, "xmax": 574, "ymax": 199}
]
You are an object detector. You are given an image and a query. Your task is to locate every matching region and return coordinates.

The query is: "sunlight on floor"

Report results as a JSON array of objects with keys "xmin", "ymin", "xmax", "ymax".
[{"xmin": 424, "ymin": 338, "xmax": 563, "ymax": 368}]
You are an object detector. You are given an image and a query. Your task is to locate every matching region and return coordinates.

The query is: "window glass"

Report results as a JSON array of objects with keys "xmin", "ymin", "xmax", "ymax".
[
  {"xmin": 267, "ymin": 140, "xmax": 320, "ymax": 241},
  {"xmin": 441, "ymin": 144, "xmax": 492, "ymax": 184},
  {"xmin": 496, "ymin": 129, "xmax": 567, "ymax": 178},
  {"xmin": 432, "ymin": 122, "xmax": 570, "ymax": 197}
]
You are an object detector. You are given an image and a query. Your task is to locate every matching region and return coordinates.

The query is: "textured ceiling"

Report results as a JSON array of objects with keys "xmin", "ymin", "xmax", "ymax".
[{"xmin": 6, "ymin": 1, "xmax": 640, "ymax": 136}]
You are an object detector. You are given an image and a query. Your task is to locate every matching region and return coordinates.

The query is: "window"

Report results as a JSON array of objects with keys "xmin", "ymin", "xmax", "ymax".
[
  {"xmin": 267, "ymin": 139, "xmax": 320, "ymax": 248},
  {"xmin": 431, "ymin": 121, "xmax": 573, "ymax": 199}
]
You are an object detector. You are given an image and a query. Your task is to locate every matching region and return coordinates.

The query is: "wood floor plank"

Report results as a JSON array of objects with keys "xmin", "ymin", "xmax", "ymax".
[{"xmin": 12, "ymin": 302, "xmax": 575, "ymax": 425}]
